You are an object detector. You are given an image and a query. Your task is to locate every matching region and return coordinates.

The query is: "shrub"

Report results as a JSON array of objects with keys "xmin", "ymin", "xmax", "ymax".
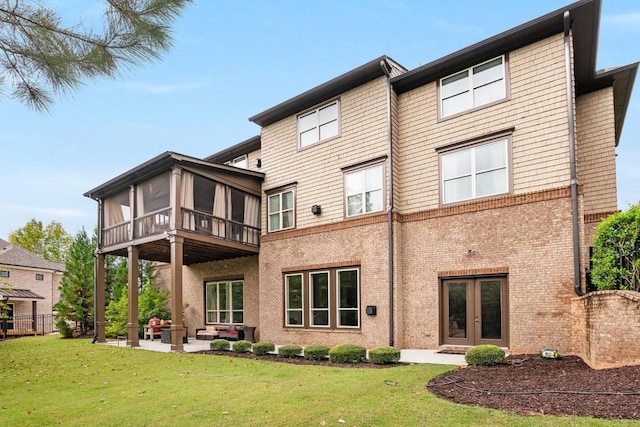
[
  {"xmin": 56, "ymin": 319, "xmax": 73, "ymax": 338},
  {"xmin": 232, "ymin": 340, "xmax": 252, "ymax": 353},
  {"xmin": 465, "ymin": 345, "xmax": 506, "ymax": 366},
  {"xmin": 369, "ymin": 346, "xmax": 401, "ymax": 364},
  {"xmin": 303, "ymin": 344, "xmax": 330, "ymax": 361},
  {"xmin": 278, "ymin": 344, "xmax": 302, "ymax": 358},
  {"xmin": 591, "ymin": 204, "xmax": 640, "ymax": 292},
  {"xmin": 252, "ymin": 342, "xmax": 275, "ymax": 356},
  {"xmin": 210, "ymin": 339, "xmax": 230, "ymax": 351},
  {"xmin": 329, "ymin": 344, "xmax": 367, "ymax": 364}
]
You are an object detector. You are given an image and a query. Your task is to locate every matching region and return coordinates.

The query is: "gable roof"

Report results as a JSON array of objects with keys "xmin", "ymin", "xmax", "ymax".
[
  {"xmin": 0, "ymin": 238, "xmax": 64, "ymax": 272},
  {"xmin": 249, "ymin": 55, "xmax": 406, "ymax": 127},
  {"xmin": 204, "ymin": 135, "xmax": 261, "ymax": 164},
  {"xmin": 84, "ymin": 151, "xmax": 265, "ymax": 201},
  {"xmin": 390, "ymin": 0, "xmax": 636, "ymax": 145}
]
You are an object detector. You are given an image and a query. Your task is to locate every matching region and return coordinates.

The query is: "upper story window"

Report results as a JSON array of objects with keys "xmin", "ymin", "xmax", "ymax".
[
  {"xmin": 441, "ymin": 136, "xmax": 510, "ymax": 204},
  {"xmin": 225, "ymin": 155, "xmax": 247, "ymax": 169},
  {"xmin": 268, "ymin": 188, "xmax": 295, "ymax": 232},
  {"xmin": 35, "ymin": 273, "xmax": 44, "ymax": 281},
  {"xmin": 345, "ymin": 164, "xmax": 384, "ymax": 217},
  {"xmin": 0, "ymin": 270, "xmax": 8, "ymax": 278},
  {"xmin": 440, "ymin": 56, "xmax": 506, "ymax": 118},
  {"xmin": 298, "ymin": 100, "xmax": 339, "ymax": 148}
]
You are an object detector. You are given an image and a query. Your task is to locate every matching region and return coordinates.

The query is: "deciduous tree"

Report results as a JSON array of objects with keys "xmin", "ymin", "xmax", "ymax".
[
  {"xmin": 9, "ymin": 218, "xmax": 71, "ymax": 262},
  {"xmin": 0, "ymin": 0, "xmax": 192, "ymax": 111}
]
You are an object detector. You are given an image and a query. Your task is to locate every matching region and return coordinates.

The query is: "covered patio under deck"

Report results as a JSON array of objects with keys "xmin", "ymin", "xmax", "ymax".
[{"xmin": 85, "ymin": 152, "xmax": 263, "ymax": 351}]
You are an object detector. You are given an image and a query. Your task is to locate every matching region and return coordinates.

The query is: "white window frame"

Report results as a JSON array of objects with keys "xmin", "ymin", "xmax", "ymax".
[
  {"xmin": 439, "ymin": 56, "xmax": 507, "ymax": 118},
  {"xmin": 337, "ymin": 268, "xmax": 360, "ymax": 328},
  {"xmin": 284, "ymin": 274, "xmax": 304, "ymax": 327},
  {"xmin": 298, "ymin": 100, "xmax": 340, "ymax": 148},
  {"xmin": 268, "ymin": 189, "xmax": 295, "ymax": 232},
  {"xmin": 440, "ymin": 137, "xmax": 510, "ymax": 204},
  {"xmin": 225, "ymin": 155, "xmax": 248, "ymax": 169},
  {"xmin": 309, "ymin": 271, "xmax": 330, "ymax": 328},
  {"xmin": 344, "ymin": 163, "xmax": 384, "ymax": 217},
  {"xmin": 205, "ymin": 280, "xmax": 244, "ymax": 325}
]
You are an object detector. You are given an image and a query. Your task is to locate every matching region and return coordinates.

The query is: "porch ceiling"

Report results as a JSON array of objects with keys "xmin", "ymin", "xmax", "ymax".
[{"xmin": 101, "ymin": 233, "xmax": 259, "ymax": 265}]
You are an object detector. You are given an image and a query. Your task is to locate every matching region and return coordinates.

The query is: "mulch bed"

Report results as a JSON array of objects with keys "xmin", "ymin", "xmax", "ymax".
[
  {"xmin": 194, "ymin": 350, "xmax": 640, "ymax": 419},
  {"xmin": 427, "ymin": 355, "xmax": 640, "ymax": 420}
]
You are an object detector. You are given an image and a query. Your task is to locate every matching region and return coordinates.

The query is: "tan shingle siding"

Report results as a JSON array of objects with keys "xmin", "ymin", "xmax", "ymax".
[
  {"xmin": 396, "ymin": 33, "xmax": 571, "ymax": 214},
  {"xmin": 260, "ymin": 77, "xmax": 390, "ymax": 230},
  {"xmin": 576, "ymin": 87, "xmax": 617, "ymax": 216}
]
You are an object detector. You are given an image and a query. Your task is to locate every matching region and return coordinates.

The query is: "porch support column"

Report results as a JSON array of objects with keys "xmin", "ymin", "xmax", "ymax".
[
  {"xmin": 95, "ymin": 253, "xmax": 106, "ymax": 342},
  {"xmin": 127, "ymin": 245, "xmax": 140, "ymax": 347},
  {"xmin": 169, "ymin": 234, "xmax": 184, "ymax": 352}
]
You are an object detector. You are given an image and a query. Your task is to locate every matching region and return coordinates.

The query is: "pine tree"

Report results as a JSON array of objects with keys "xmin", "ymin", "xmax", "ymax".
[
  {"xmin": 55, "ymin": 229, "xmax": 95, "ymax": 335},
  {"xmin": 0, "ymin": 0, "xmax": 192, "ymax": 111}
]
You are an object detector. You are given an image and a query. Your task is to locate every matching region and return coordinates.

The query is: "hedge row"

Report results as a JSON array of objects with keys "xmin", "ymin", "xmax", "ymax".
[{"xmin": 208, "ymin": 340, "xmax": 401, "ymax": 365}]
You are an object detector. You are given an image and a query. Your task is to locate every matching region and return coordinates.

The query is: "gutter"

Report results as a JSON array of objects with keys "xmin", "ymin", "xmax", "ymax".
[
  {"xmin": 380, "ymin": 59, "xmax": 395, "ymax": 346},
  {"xmin": 564, "ymin": 11, "xmax": 584, "ymax": 296}
]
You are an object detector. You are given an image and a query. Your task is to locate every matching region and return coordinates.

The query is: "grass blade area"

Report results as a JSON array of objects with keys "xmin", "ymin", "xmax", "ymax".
[{"xmin": 0, "ymin": 336, "xmax": 632, "ymax": 426}]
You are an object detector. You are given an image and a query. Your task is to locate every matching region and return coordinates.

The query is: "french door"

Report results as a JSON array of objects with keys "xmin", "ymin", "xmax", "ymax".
[{"xmin": 441, "ymin": 277, "xmax": 508, "ymax": 347}]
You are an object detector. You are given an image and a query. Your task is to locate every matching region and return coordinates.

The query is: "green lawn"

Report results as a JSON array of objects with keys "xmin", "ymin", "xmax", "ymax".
[{"xmin": 0, "ymin": 336, "xmax": 636, "ymax": 426}]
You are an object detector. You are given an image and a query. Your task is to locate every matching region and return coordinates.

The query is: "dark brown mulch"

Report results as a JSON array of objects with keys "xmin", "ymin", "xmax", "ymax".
[
  {"xmin": 427, "ymin": 355, "xmax": 640, "ymax": 420},
  {"xmin": 193, "ymin": 350, "xmax": 398, "ymax": 368}
]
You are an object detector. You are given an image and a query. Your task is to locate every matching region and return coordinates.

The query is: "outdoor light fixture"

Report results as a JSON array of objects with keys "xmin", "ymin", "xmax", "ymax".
[
  {"xmin": 255, "ymin": 158, "xmax": 262, "ymax": 168},
  {"xmin": 311, "ymin": 205, "xmax": 321, "ymax": 215}
]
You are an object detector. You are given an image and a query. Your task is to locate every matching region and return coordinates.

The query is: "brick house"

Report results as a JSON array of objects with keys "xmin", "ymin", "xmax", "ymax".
[
  {"xmin": 0, "ymin": 238, "xmax": 63, "ymax": 335},
  {"xmin": 85, "ymin": 0, "xmax": 636, "ymax": 354}
]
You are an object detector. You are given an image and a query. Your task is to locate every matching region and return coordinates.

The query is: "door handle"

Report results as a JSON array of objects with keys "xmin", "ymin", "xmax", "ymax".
[{"xmin": 474, "ymin": 317, "xmax": 479, "ymax": 323}]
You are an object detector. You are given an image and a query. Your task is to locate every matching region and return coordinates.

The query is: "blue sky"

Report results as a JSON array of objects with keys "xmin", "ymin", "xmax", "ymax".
[{"xmin": 1, "ymin": 0, "xmax": 638, "ymax": 239}]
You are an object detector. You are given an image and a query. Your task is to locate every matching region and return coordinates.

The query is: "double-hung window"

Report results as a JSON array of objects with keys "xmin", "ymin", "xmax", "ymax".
[
  {"xmin": 298, "ymin": 100, "xmax": 339, "ymax": 148},
  {"xmin": 205, "ymin": 280, "xmax": 244, "ymax": 324},
  {"xmin": 441, "ymin": 136, "xmax": 510, "ymax": 204},
  {"xmin": 310, "ymin": 272, "xmax": 330, "ymax": 327},
  {"xmin": 440, "ymin": 56, "xmax": 506, "ymax": 118},
  {"xmin": 285, "ymin": 274, "xmax": 304, "ymax": 327},
  {"xmin": 337, "ymin": 269, "xmax": 359, "ymax": 327},
  {"xmin": 284, "ymin": 267, "xmax": 360, "ymax": 329},
  {"xmin": 345, "ymin": 164, "xmax": 384, "ymax": 217},
  {"xmin": 268, "ymin": 188, "xmax": 295, "ymax": 232}
]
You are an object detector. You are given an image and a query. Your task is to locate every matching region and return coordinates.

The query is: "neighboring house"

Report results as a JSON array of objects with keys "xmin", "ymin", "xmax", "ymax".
[
  {"xmin": 85, "ymin": 0, "xmax": 637, "ymax": 355},
  {"xmin": 0, "ymin": 238, "xmax": 64, "ymax": 335}
]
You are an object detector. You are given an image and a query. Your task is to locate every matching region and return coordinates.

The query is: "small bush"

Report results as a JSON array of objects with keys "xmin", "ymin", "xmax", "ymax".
[
  {"xmin": 56, "ymin": 319, "xmax": 73, "ymax": 338},
  {"xmin": 252, "ymin": 342, "xmax": 275, "ymax": 356},
  {"xmin": 369, "ymin": 346, "xmax": 401, "ymax": 364},
  {"xmin": 329, "ymin": 344, "xmax": 367, "ymax": 364},
  {"xmin": 278, "ymin": 344, "xmax": 302, "ymax": 358},
  {"xmin": 210, "ymin": 339, "xmax": 230, "ymax": 351},
  {"xmin": 303, "ymin": 344, "xmax": 330, "ymax": 361},
  {"xmin": 232, "ymin": 340, "xmax": 252, "ymax": 353},
  {"xmin": 465, "ymin": 344, "xmax": 506, "ymax": 366}
]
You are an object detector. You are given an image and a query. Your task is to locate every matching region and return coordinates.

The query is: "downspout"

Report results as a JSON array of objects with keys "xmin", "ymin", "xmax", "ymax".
[
  {"xmin": 564, "ymin": 11, "xmax": 584, "ymax": 296},
  {"xmin": 380, "ymin": 59, "xmax": 395, "ymax": 346}
]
